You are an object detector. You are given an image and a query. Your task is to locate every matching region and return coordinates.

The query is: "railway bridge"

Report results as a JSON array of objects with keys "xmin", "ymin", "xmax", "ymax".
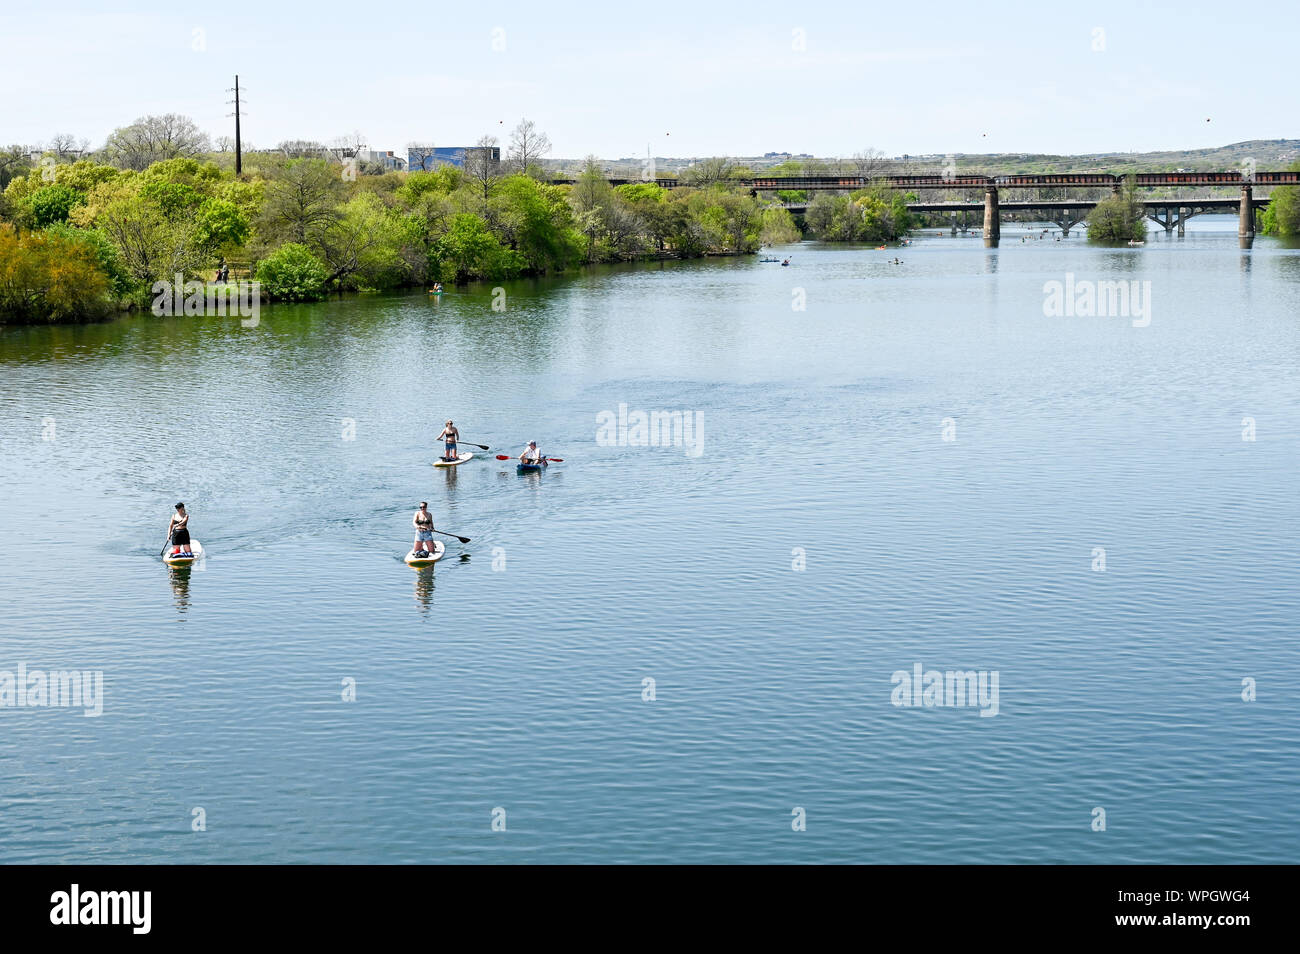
[{"xmin": 550, "ymin": 171, "xmax": 1297, "ymax": 246}]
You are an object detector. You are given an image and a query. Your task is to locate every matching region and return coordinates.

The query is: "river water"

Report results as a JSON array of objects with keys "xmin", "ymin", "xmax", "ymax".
[{"xmin": 2, "ymin": 217, "xmax": 1297, "ymax": 863}]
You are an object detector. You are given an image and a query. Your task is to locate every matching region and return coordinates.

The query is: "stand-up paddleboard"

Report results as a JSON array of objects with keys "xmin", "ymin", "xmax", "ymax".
[
  {"xmin": 517, "ymin": 461, "xmax": 547, "ymax": 474},
  {"xmin": 404, "ymin": 540, "xmax": 445, "ymax": 567},
  {"xmin": 433, "ymin": 452, "xmax": 473, "ymax": 467},
  {"xmin": 163, "ymin": 541, "xmax": 203, "ymax": 565}
]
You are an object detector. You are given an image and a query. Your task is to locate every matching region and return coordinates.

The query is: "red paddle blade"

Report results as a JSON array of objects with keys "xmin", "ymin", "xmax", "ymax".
[
  {"xmin": 545, "ymin": 458, "xmax": 563, "ymax": 462},
  {"xmin": 495, "ymin": 455, "xmax": 512, "ymax": 460}
]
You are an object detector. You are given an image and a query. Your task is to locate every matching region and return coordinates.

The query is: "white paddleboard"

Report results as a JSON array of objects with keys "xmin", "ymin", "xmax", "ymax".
[
  {"xmin": 163, "ymin": 540, "xmax": 203, "ymax": 565},
  {"xmin": 433, "ymin": 452, "xmax": 474, "ymax": 467},
  {"xmin": 404, "ymin": 540, "xmax": 445, "ymax": 567}
]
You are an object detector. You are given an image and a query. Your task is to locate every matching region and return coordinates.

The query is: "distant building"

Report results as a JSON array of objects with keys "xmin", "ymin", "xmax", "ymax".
[
  {"xmin": 358, "ymin": 150, "xmax": 407, "ymax": 171},
  {"xmin": 408, "ymin": 145, "xmax": 501, "ymax": 171}
]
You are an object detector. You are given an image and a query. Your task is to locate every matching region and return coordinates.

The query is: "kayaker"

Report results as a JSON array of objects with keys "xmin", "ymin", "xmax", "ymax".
[
  {"xmin": 436, "ymin": 420, "xmax": 460, "ymax": 462},
  {"xmin": 412, "ymin": 502, "xmax": 435, "ymax": 558},
  {"xmin": 168, "ymin": 502, "xmax": 193, "ymax": 557},
  {"xmin": 519, "ymin": 440, "xmax": 545, "ymax": 466}
]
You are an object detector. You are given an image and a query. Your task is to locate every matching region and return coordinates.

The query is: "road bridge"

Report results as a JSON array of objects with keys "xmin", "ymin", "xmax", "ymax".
[{"xmin": 767, "ymin": 197, "xmax": 1270, "ymax": 237}]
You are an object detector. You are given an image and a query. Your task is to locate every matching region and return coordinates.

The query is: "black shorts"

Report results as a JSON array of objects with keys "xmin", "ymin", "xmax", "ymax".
[{"xmin": 172, "ymin": 527, "xmax": 190, "ymax": 545}]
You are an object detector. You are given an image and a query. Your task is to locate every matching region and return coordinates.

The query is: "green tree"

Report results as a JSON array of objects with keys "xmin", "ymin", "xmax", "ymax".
[
  {"xmin": 79, "ymin": 180, "xmax": 209, "ymax": 293},
  {"xmin": 255, "ymin": 243, "xmax": 329, "ymax": 301},
  {"xmin": 494, "ymin": 175, "xmax": 583, "ymax": 274},
  {"xmin": 1088, "ymin": 179, "xmax": 1147, "ymax": 243},
  {"xmin": 1260, "ymin": 161, "xmax": 1300, "ymax": 235},
  {"xmin": 44, "ymin": 223, "xmax": 134, "ymax": 298},
  {"xmin": 259, "ymin": 159, "xmax": 343, "ymax": 245},
  {"xmin": 313, "ymin": 191, "xmax": 410, "ymax": 290},
  {"xmin": 759, "ymin": 207, "xmax": 801, "ymax": 245},
  {"xmin": 24, "ymin": 184, "xmax": 85, "ymax": 227},
  {"xmin": 0, "ymin": 224, "xmax": 113, "ymax": 323},
  {"xmin": 431, "ymin": 214, "xmax": 522, "ymax": 283},
  {"xmin": 194, "ymin": 198, "xmax": 251, "ymax": 256}
]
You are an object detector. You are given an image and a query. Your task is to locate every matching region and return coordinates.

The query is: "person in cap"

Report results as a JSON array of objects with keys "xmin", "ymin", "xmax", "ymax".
[
  {"xmin": 412, "ymin": 501, "xmax": 435, "ymax": 558},
  {"xmin": 518, "ymin": 440, "xmax": 545, "ymax": 466}
]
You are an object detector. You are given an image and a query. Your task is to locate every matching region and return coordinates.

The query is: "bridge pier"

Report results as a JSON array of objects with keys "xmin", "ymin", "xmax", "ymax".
[
  {"xmin": 1239, "ymin": 185, "xmax": 1255, "ymax": 239},
  {"xmin": 983, "ymin": 187, "xmax": 999, "ymax": 247},
  {"xmin": 1178, "ymin": 208, "xmax": 1186, "ymax": 236}
]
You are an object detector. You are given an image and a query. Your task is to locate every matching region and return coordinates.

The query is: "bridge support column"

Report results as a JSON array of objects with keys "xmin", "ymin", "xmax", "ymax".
[
  {"xmin": 1177, "ymin": 208, "xmax": 1186, "ymax": 236},
  {"xmin": 1238, "ymin": 186, "xmax": 1254, "ymax": 239},
  {"xmin": 983, "ymin": 187, "xmax": 999, "ymax": 247}
]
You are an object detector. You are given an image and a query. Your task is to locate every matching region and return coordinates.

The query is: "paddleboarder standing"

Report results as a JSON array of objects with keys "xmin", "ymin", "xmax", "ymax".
[
  {"xmin": 412, "ymin": 502, "xmax": 435, "ymax": 558},
  {"xmin": 167, "ymin": 502, "xmax": 193, "ymax": 557},
  {"xmin": 436, "ymin": 420, "xmax": 460, "ymax": 462}
]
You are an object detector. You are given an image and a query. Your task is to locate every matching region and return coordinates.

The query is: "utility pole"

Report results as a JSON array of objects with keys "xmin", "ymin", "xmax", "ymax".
[{"xmin": 226, "ymin": 75, "xmax": 245, "ymax": 174}]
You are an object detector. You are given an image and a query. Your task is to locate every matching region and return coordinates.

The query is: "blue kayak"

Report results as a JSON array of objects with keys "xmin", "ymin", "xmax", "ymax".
[{"xmin": 517, "ymin": 461, "xmax": 547, "ymax": 474}]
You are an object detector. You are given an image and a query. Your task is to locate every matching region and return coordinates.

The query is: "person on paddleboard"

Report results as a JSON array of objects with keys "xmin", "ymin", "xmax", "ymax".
[
  {"xmin": 436, "ymin": 420, "xmax": 460, "ymax": 462},
  {"xmin": 518, "ymin": 440, "xmax": 545, "ymax": 466},
  {"xmin": 412, "ymin": 502, "xmax": 435, "ymax": 558},
  {"xmin": 168, "ymin": 502, "xmax": 193, "ymax": 557}
]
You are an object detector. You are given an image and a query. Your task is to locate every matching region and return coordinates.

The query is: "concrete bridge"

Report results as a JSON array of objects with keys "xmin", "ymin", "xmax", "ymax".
[{"xmin": 769, "ymin": 196, "xmax": 1271, "ymax": 238}]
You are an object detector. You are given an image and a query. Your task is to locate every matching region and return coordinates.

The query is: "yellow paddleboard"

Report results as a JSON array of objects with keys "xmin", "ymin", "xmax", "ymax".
[
  {"xmin": 433, "ymin": 452, "xmax": 473, "ymax": 467},
  {"xmin": 404, "ymin": 541, "xmax": 445, "ymax": 567},
  {"xmin": 163, "ymin": 540, "xmax": 203, "ymax": 565}
]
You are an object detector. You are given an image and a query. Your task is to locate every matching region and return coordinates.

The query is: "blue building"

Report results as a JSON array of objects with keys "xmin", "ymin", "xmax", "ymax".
[{"xmin": 407, "ymin": 145, "xmax": 501, "ymax": 171}]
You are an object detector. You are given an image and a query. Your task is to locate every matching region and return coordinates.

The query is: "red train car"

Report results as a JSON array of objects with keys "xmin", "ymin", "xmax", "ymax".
[
  {"xmin": 887, "ymin": 174, "xmax": 990, "ymax": 189},
  {"xmin": 1133, "ymin": 172, "xmax": 1242, "ymax": 186},
  {"xmin": 1255, "ymin": 171, "xmax": 1300, "ymax": 186},
  {"xmin": 994, "ymin": 174, "xmax": 1116, "ymax": 187}
]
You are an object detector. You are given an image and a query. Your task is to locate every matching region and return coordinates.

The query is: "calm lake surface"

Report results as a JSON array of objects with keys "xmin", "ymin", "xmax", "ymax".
[{"xmin": 2, "ymin": 217, "xmax": 1298, "ymax": 863}]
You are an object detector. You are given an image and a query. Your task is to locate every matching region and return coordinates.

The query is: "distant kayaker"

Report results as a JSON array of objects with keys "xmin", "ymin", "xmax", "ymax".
[
  {"xmin": 168, "ymin": 502, "xmax": 193, "ymax": 557},
  {"xmin": 519, "ymin": 440, "xmax": 545, "ymax": 465},
  {"xmin": 412, "ymin": 502, "xmax": 435, "ymax": 558},
  {"xmin": 436, "ymin": 420, "xmax": 460, "ymax": 462}
]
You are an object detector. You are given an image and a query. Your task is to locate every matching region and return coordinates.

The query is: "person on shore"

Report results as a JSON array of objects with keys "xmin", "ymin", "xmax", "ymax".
[
  {"xmin": 412, "ymin": 502, "xmax": 435, "ymax": 558},
  {"xmin": 436, "ymin": 420, "xmax": 460, "ymax": 462},
  {"xmin": 168, "ymin": 502, "xmax": 193, "ymax": 557},
  {"xmin": 519, "ymin": 441, "xmax": 545, "ymax": 466}
]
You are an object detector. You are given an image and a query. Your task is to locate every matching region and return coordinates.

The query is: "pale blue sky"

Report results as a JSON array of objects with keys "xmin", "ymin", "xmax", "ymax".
[{"xmin": 1, "ymin": 0, "xmax": 1293, "ymax": 158}]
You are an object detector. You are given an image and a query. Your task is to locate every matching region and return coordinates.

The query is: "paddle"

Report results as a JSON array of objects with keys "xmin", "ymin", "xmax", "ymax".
[
  {"xmin": 432, "ymin": 528, "xmax": 471, "ymax": 543},
  {"xmin": 496, "ymin": 455, "xmax": 563, "ymax": 462},
  {"xmin": 453, "ymin": 441, "xmax": 490, "ymax": 450}
]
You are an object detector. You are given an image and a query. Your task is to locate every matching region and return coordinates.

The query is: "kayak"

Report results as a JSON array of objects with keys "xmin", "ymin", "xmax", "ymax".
[
  {"xmin": 163, "ymin": 540, "xmax": 203, "ymax": 565},
  {"xmin": 404, "ymin": 541, "xmax": 445, "ymax": 567},
  {"xmin": 433, "ymin": 452, "xmax": 473, "ymax": 467},
  {"xmin": 517, "ymin": 461, "xmax": 547, "ymax": 474}
]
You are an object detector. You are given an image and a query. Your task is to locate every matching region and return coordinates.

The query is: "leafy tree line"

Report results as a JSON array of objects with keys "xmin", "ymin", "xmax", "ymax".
[
  {"xmin": 1260, "ymin": 160, "xmax": 1300, "ymax": 236},
  {"xmin": 1, "ymin": 117, "xmax": 802, "ymax": 322}
]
